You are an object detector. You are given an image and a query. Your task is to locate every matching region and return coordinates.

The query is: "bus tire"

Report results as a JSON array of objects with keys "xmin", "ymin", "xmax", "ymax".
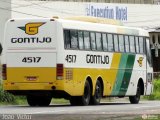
[
  {"xmin": 37, "ymin": 96, "xmax": 51, "ymax": 106},
  {"xmin": 70, "ymin": 96, "xmax": 79, "ymax": 106},
  {"xmin": 27, "ymin": 95, "xmax": 38, "ymax": 106},
  {"xmin": 129, "ymin": 82, "xmax": 141, "ymax": 104},
  {"xmin": 79, "ymin": 80, "xmax": 91, "ymax": 106},
  {"xmin": 90, "ymin": 80, "xmax": 102, "ymax": 105}
]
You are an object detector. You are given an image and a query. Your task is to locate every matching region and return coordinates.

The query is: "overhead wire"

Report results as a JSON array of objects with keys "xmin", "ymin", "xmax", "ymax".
[
  {"xmin": 0, "ymin": 6, "xmax": 47, "ymax": 18},
  {"xmin": 0, "ymin": 0, "xmax": 79, "ymax": 16},
  {"xmin": 25, "ymin": 0, "xmax": 80, "ymax": 15},
  {"xmin": 0, "ymin": 0, "xmax": 50, "ymax": 9}
]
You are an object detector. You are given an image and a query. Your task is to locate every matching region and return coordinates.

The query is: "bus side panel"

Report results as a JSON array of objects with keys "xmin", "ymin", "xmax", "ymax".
[
  {"xmin": 125, "ymin": 55, "xmax": 146, "ymax": 96},
  {"xmin": 62, "ymin": 51, "xmax": 122, "ymax": 96}
]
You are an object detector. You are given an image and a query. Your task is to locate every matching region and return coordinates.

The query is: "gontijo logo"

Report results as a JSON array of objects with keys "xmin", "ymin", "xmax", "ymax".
[
  {"xmin": 18, "ymin": 22, "xmax": 45, "ymax": 35},
  {"xmin": 11, "ymin": 22, "xmax": 52, "ymax": 44},
  {"xmin": 137, "ymin": 57, "xmax": 144, "ymax": 67}
]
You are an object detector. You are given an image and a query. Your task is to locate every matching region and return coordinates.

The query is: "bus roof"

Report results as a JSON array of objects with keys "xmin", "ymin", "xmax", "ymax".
[
  {"xmin": 56, "ymin": 18, "xmax": 149, "ymax": 37},
  {"xmin": 64, "ymin": 16, "xmax": 123, "ymax": 26}
]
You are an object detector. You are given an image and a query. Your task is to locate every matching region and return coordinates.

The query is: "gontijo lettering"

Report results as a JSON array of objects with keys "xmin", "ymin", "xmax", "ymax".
[
  {"xmin": 86, "ymin": 54, "xmax": 109, "ymax": 64},
  {"xmin": 11, "ymin": 37, "xmax": 51, "ymax": 43}
]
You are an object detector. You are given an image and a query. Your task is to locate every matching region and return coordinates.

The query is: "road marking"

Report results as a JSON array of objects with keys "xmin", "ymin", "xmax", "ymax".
[
  {"xmin": 27, "ymin": 108, "xmax": 96, "ymax": 114},
  {"xmin": 134, "ymin": 105, "xmax": 160, "ymax": 109},
  {"xmin": 30, "ymin": 110, "xmax": 66, "ymax": 114}
]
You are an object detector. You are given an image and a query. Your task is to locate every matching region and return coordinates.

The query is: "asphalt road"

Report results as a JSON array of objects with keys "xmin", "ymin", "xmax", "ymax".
[{"xmin": 0, "ymin": 100, "xmax": 160, "ymax": 120}]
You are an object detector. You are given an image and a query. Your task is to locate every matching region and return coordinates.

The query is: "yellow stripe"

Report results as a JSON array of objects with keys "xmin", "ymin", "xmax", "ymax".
[{"xmin": 105, "ymin": 53, "xmax": 122, "ymax": 95}]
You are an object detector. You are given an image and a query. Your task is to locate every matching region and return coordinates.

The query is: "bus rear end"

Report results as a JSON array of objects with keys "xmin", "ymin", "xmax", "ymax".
[{"xmin": 2, "ymin": 18, "xmax": 58, "ymax": 106}]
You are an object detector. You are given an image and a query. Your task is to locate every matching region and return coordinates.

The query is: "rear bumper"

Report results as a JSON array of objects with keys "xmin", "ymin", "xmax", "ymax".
[
  {"xmin": 3, "ymin": 82, "xmax": 54, "ymax": 90},
  {"xmin": 3, "ymin": 81, "xmax": 71, "ymax": 98}
]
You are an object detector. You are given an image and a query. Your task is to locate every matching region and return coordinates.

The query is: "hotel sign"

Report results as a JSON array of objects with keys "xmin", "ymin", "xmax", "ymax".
[{"xmin": 86, "ymin": 4, "xmax": 128, "ymax": 21}]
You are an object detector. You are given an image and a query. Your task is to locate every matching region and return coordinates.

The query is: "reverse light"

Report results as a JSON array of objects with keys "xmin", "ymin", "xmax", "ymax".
[
  {"xmin": 56, "ymin": 64, "xmax": 63, "ymax": 80},
  {"xmin": 2, "ymin": 64, "xmax": 7, "ymax": 80}
]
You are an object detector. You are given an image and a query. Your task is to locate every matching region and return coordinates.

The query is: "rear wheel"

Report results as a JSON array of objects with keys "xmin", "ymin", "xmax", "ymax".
[
  {"xmin": 79, "ymin": 80, "xmax": 91, "ymax": 106},
  {"xmin": 90, "ymin": 80, "xmax": 102, "ymax": 105},
  {"xmin": 27, "ymin": 95, "xmax": 38, "ymax": 106},
  {"xmin": 129, "ymin": 82, "xmax": 141, "ymax": 104},
  {"xmin": 70, "ymin": 80, "xmax": 91, "ymax": 106},
  {"xmin": 70, "ymin": 96, "xmax": 79, "ymax": 106},
  {"xmin": 27, "ymin": 95, "xmax": 51, "ymax": 106},
  {"xmin": 37, "ymin": 96, "xmax": 51, "ymax": 106}
]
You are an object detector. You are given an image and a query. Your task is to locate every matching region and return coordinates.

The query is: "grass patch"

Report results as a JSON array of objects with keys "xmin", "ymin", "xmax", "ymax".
[
  {"xmin": 51, "ymin": 98, "xmax": 69, "ymax": 104},
  {"xmin": 135, "ymin": 114, "xmax": 160, "ymax": 120},
  {"xmin": 0, "ymin": 84, "xmax": 15, "ymax": 103},
  {"xmin": 144, "ymin": 79, "xmax": 160, "ymax": 100},
  {"xmin": 0, "ymin": 96, "xmax": 27, "ymax": 105},
  {"xmin": 0, "ymin": 84, "xmax": 27, "ymax": 105}
]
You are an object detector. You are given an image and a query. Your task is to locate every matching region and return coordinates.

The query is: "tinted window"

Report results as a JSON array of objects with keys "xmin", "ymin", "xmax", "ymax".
[
  {"xmin": 107, "ymin": 34, "xmax": 114, "ymax": 52},
  {"xmin": 78, "ymin": 31, "xmax": 84, "ymax": 50},
  {"xmin": 114, "ymin": 35, "xmax": 119, "ymax": 52},
  {"xmin": 158, "ymin": 35, "xmax": 160, "ymax": 44},
  {"xmin": 90, "ymin": 32, "xmax": 96, "ymax": 50},
  {"xmin": 146, "ymin": 38, "xmax": 152, "ymax": 67},
  {"xmin": 129, "ymin": 36, "xmax": 135, "ymax": 53},
  {"xmin": 64, "ymin": 30, "xmax": 71, "ymax": 49},
  {"xmin": 70, "ymin": 30, "xmax": 78, "ymax": 49},
  {"xmin": 125, "ymin": 36, "xmax": 129, "ymax": 52},
  {"xmin": 102, "ymin": 33, "xmax": 108, "ymax": 51},
  {"xmin": 135, "ymin": 37, "xmax": 140, "ymax": 53},
  {"xmin": 152, "ymin": 35, "xmax": 155, "ymax": 44},
  {"xmin": 84, "ymin": 31, "xmax": 90, "ymax": 50},
  {"xmin": 119, "ymin": 35, "xmax": 124, "ymax": 52},
  {"xmin": 139, "ymin": 37, "xmax": 144, "ymax": 54},
  {"xmin": 96, "ymin": 33, "xmax": 102, "ymax": 51}
]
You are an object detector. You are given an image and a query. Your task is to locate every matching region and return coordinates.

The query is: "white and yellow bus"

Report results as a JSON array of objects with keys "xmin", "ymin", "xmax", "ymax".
[{"xmin": 2, "ymin": 17, "xmax": 153, "ymax": 106}]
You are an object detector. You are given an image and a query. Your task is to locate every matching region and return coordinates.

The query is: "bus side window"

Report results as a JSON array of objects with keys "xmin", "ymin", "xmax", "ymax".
[
  {"xmin": 146, "ymin": 38, "xmax": 152, "ymax": 67},
  {"xmin": 102, "ymin": 33, "xmax": 108, "ymax": 51},
  {"xmin": 84, "ymin": 31, "xmax": 91, "ymax": 50},
  {"xmin": 90, "ymin": 32, "xmax": 96, "ymax": 50},
  {"xmin": 125, "ymin": 36, "xmax": 129, "ymax": 52},
  {"xmin": 107, "ymin": 34, "xmax": 114, "ymax": 52},
  {"xmin": 70, "ymin": 30, "xmax": 78, "ymax": 49},
  {"xmin": 64, "ymin": 30, "xmax": 71, "ymax": 49},
  {"xmin": 96, "ymin": 32, "xmax": 102, "ymax": 51},
  {"xmin": 139, "ymin": 37, "xmax": 144, "ymax": 54},
  {"xmin": 129, "ymin": 36, "xmax": 135, "ymax": 53},
  {"xmin": 114, "ymin": 34, "xmax": 119, "ymax": 52},
  {"xmin": 135, "ymin": 36, "xmax": 140, "ymax": 53},
  {"xmin": 118, "ymin": 35, "xmax": 124, "ymax": 52},
  {"xmin": 78, "ymin": 31, "xmax": 84, "ymax": 50}
]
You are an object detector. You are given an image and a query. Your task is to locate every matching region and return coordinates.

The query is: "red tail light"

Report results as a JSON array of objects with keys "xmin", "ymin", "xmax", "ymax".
[
  {"xmin": 2, "ymin": 64, "xmax": 7, "ymax": 80},
  {"xmin": 56, "ymin": 64, "xmax": 63, "ymax": 80}
]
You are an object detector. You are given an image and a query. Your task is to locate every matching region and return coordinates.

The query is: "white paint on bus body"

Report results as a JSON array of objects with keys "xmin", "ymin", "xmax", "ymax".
[
  {"xmin": 5, "ymin": 19, "xmax": 56, "ymax": 49},
  {"xmin": 7, "ymin": 52, "xmax": 56, "ymax": 67}
]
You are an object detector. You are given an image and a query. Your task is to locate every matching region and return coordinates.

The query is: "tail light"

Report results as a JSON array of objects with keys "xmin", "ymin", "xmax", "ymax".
[
  {"xmin": 2, "ymin": 64, "xmax": 7, "ymax": 80},
  {"xmin": 56, "ymin": 64, "xmax": 63, "ymax": 80}
]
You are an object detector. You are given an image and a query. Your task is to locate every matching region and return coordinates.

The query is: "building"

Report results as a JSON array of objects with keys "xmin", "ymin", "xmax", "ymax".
[
  {"xmin": 149, "ymin": 29, "xmax": 160, "ymax": 74},
  {"xmin": 27, "ymin": 0, "xmax": 154, "ymax": 4},
  {"xmin": 0, "ymin": 0, "xmax": 11, "ymax": 45}
]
